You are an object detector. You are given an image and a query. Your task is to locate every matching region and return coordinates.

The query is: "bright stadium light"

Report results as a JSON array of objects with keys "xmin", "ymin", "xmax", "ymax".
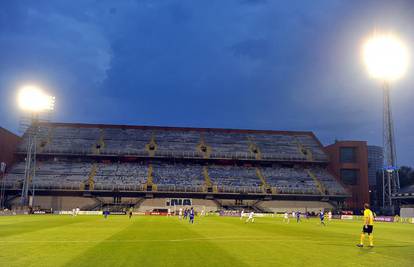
[
  {"xmin": 362, "ymin": 33, "xmax": 409, "ymax": 82},
  {"xmin": 17, "ymin": 85, "xmax": 55, "ymax": 112},
  {"xmin": 17, "ymin": 84, "xmax": 56, "ymax": 207},
  {"xmin": 361, "ymin": 31, "xmax": 410, "ymax": 211}
]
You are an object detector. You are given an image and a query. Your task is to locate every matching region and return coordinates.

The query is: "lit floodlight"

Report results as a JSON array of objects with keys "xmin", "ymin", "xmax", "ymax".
[
  {"xmin": 17, "ymin": 85, "xmax": 55, "ymax": 112},
  {"xmin": 362, "ymin": 33, "xmax": 409, "ymax": 82}
]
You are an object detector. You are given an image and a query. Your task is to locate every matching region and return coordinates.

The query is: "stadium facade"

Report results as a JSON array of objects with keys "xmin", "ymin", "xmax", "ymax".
[
  {"xmin": 0, "ymin": 127, "xmax": 21, "ymax": 169},
  {"xmin": 1, "ymin": 122, "xmax": 350, "ymax": 213},
  {"xmin": 324, "ymin": 141, "xmax": 370, "ymax": 210}
]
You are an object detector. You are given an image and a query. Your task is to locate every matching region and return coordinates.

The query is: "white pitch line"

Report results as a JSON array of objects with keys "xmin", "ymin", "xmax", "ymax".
[
  {"xmin": 0, "ymin": 238, "xmax": 309, "ymax": 243},
  {"xmin": 0, "ymin": 238, "xmax": 413, "ymax": 244}
]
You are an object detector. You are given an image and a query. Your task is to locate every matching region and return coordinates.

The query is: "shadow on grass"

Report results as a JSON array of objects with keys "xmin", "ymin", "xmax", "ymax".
[
  {"xmin": 316, "ymin": 242, "xmax": 414, "ymax": 249},
  {"xmin": 374, "ymin": 245, "xmax": 414, "ymax": 248},
  {"xmin": 0, "ymin": 216, "xmax": 95, "ymax": 238},
  {"xmin": 63, "ymin": 218, "xmax": 249, "ymax": 267}
]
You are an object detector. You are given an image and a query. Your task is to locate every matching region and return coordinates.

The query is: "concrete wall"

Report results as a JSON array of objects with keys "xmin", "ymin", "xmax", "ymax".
[
  {"xmin": 258, "ymin": 200, "xmax": 334, "ymax": 213},
  {"xmin": 138, "ymin": 198, "xmax": 218, "ymax": 213},
  {"xmin": 9, "ymin": 195, "xmax": 334, "ymax": 213},
  {"xmin": 9, "ymin": 196, "xmax": 97, "ymax": 210},
  {"xmin": 400, "ymin": 207, "xmax": 414, "ymax": 218}
]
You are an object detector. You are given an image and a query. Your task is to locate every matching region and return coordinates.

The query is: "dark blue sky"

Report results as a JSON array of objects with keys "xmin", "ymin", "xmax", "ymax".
[{"xmin": 0, "ymin": 0, "xmax": 413, "ymax": 165}]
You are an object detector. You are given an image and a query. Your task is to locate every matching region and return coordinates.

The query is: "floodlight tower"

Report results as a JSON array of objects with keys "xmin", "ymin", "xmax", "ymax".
[
  {"xmin": 17, "ymin": 86, "xmax": 55, "ymax": 207},
  {"xmin": 362, "ymin": 33, "xmax": 409, "ymax": 210}
]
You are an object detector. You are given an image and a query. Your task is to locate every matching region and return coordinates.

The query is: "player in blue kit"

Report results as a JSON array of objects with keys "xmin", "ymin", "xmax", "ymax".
[
  {"xmin": 189, "ymin": 207, "xmax": 195, "ymax": 224},
  {"xmin": 296, "ymin": 211, "xmax": 301, "ymax": 223},
  {"xmin": 319, "ymin": 210, "xmax": 326, "ymax": 226}
]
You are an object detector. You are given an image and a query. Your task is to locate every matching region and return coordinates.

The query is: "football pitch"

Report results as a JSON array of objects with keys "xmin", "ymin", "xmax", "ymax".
[{"xmin": 0, "ymin": 215, "xmax": 413, "ymax": 267}]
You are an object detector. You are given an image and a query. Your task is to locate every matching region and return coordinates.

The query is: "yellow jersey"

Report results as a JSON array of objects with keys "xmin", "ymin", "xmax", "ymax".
[{"xmin": 363, "ymin": 209, "xmax": 374, "ymax": 225}]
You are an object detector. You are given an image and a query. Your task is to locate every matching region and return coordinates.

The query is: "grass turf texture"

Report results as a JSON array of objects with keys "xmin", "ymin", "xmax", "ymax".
[{"xmin": 0, "ymin": 215, "xmax": 413, "ymax": 267}]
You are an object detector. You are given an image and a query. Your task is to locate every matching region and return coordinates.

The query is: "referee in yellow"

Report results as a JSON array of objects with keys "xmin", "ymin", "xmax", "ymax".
[{"xmin": 357, "ymin": 203, "xmax": 374, "ymax": 248}]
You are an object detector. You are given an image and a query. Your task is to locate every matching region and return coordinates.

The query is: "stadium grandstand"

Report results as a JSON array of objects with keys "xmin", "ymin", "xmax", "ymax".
[
  {"xmin": 393, "ymin": 185, "xmax": 414, "ymax": 216},
  {"xmin": 394, "ymin": 185, "xmax": 414, "ymax": 200},
  {"xmin": 2, "ymin": 122, "xmax": 349, "ymax": 213}
]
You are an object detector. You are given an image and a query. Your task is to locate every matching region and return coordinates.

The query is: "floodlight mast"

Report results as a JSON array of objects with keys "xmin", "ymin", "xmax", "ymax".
[
  {"xmin": 20, "ymin": 115, "xmax": 39, "ymax": 207},
  {"xmin": 362, "ymin": 33, "xmax": 407, "ymax": 212},
  {"xmin": 382, "ymin": 82, "xmax": 399, "ymax": 210},
  {"xmin": 18, "ymin": 86, "xmax": 55, "ymax": 208}
]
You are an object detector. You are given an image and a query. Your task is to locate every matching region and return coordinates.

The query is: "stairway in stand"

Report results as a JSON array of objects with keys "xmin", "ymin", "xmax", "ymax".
[
  {"xmin": 295, "ymin": 137, "xmax": 313, "ymax": 161},
  {"xmin": 145, "ymin": 133, "xmax": 157, "ymax": 157},
  {"xmin": 88, "ymin": 163, "xmax": 97, "ymax": 190},
  {"xmin": 256, "ymin": 167, "xmax": 270, "ymax": 193},
  {"xmin": 203, "ymin": 166, "xmax": 216, "ymax": 192},
  {"xmin": 92, "ymin": 129, "xmax": 105, "ymax": 154},
  {"xmin": 37, "ymin": 126, "xmax": 54, "ymax": 153},
  {"xmin": 146, "ymin": 164, "xmax": 157, "ymax": 191},
  {"xmin": 307, "ymin": 170, "xmax": 327, "ymax": 195},
  {"xmin": 197, "ymin": 133, "xmax": 212, "ymax": 159}
]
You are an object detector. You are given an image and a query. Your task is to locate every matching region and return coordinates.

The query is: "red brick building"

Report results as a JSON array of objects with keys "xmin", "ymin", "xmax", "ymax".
[
  {"xmin": 325, "ymin": 141, "xmax": 369, "ymax": 211},
  {"xmin": 0, "ymin": 127, "xmax": 21, "ymax": 172}
]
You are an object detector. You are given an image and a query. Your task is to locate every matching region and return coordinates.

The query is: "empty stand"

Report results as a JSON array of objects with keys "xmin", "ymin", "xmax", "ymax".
[
  {"xmin": 208, "ymin": 165, "xmax": 262, "ymax": 193},
  {"xmin": 17, "ymin": 124, "xmax": 329, "ymax": 162},
  {"xmin": 7, "ymin": 123, "xmax": 347, "ymax": 197},
  {"xmin": 152, "ymin": 162, "xmax": 205, "ymax": 192}
]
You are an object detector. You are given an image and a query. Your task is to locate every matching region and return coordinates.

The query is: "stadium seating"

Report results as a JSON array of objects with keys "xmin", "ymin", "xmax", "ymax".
[
  {"xmin": 310, "ymin": 167, "xmax": 348, "ymax": 195},
  {"xmin": 18, "ymin": 124, "xmax": 329, "ymax": 162},
  {"xmin": 204, "ymin": 132, "xmax": 251, "ymax": 157},
  {"xmin": 101, "ymin": 128, "xmax": 150, "ymax": 155},
  {"xmin": 4, "ymin": 160, "xmax": 90, "ymax": 190},
  {"xmin": 7, "ymin": 123, "xmax": 347, "ymax": 197},
  {"xmin": 154, "ymin": 130, "xmax": 200, "ymax": 155},
  {"xmin": 261, "ymin": 166, "xmax": 319, "ymax": 195},
  {"xmin": 152, "ymin": 162, "xmax": 205, "ymax": 192},
  {"xmin": 94, "ymin": 162, "xmax": 148, "ymax": 190},
  {"xmin": 4, "ymin": 160, "xmax": 345, "ymax": 196},
  {"xmin": 252, "ymin": 134, "xmax": 304, "ymax": 160},
  {"xmin": 295, "ymin": 135, "xmax": 329, "ymax": 161},
  {"xmin": 208, "ymin": 165, "xmax": 262, "ymax": 193},
  {"xmin": 47, "ymin": 126, "xmax": 100, "ymax": 153}
]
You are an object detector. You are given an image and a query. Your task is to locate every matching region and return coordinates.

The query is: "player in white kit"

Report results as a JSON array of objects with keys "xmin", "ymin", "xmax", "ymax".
[
  {"xmin": 246, "ymin": 212, "xmax": 254, "ymax": 223},
  {"xmin": 328, "ymin": 211, "xmax": 332, "ymax": 221},
  {"xmin": 240, "ymin": 209, "xmax": 245, "ymax": 220},
  {"xmin": 283, "ymin": 212, "xmax": 290, "ymax": 223},
  {"xmin": 178, "ymin": 208, "xmax": 183, "ymax": 220}
]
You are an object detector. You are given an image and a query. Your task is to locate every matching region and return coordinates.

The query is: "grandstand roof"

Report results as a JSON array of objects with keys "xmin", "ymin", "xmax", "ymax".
[
  {"xmin": 393, "ymin": 185, "xmax": 414, "ymax": 200},
  {"xmin": 399, "ymin": 184, "xmax": 414, "ymax": 194}
]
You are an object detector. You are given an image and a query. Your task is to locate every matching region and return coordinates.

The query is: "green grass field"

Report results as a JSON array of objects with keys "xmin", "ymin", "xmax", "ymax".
[{"xmin": 0, "ymin": 215, "xmax": 413, "ymax": 267}]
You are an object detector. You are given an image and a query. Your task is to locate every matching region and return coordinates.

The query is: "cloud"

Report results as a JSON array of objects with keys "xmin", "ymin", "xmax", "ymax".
[
  {"xmin": 239, "ymin": 0, "xmax": 267, "ymax": 5},
  {"xmin": 230, "ymin": 38, "xmax": 270, "ymax": 59},
  {"xmin": 0, "ymin": 4, "xmax": 112, "ymax": 86},
  {"xmin": 0, "ymin": 0, "xmax": 413, "ymax": 165}
]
